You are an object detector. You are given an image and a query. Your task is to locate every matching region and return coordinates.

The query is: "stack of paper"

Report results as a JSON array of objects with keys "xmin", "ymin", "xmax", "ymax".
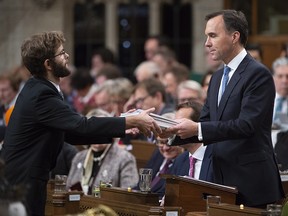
[
  {"xmin": 120, "ymin": 109, "xmax": 178, "ymax": 129},
  {"xmin": 149, "ymin": 113, "xmax": 178, "ymax": 129}
]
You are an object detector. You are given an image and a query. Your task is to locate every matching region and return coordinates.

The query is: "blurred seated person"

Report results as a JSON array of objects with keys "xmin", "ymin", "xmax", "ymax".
[
  {"xmin": 123, "ymin": 78, "xmax": 175, "ymax": 144},
  {"xmin": 177, "ymin": 80, "xmax": 204, "ymax": 105},
  {"xmin": 90, "ymin": 47, "xmax": 116, "ymax": 78},
  {"xmin": 280, "ymin": 43, "xmax": 288, "ymax": 58},
  {"xmin": 134, "ymin": 61, "xmax": 161, "ymax": 83},
  {"xmin": 168, "ymin": 101, "xmax": 213, "ymax": 181},
  {"xmin": 94, "ymin": 80, "xmax": 117, "ymax": 116},
  {"xmin": 66, "ymin": 108, "xmax": 139, "ymax": 195},
  {"xmin": 10, "ymin": 63, "xmax": 31, "ymax": 91},
  {"xmin": 162, "ymin": 63, "xmax": 190, "ymax": 104},
  {"xmin": 70, "ymin": 67, "xmax": 98, "ymax": 115},
  {"xmin": 94, "ymin": 78, "xmax": 133, "ymax": 117},
  {"xmin": 152, "ymin": 47, "xmax": 178, "ymax": 82},
  {"xmin": 144, "ymin": 35, "xmax": 171, "ymax": 61},
  {"xmin": 246, "ymin": 43, "xmax": 263, "ymax": 62},
  {"xmin": 139, "ymin": 112, "xmax": 184, "ymax": 195},
  {"xmin": 272, "ymin": 57, "xmax": 288, "ymax": 128},
  {"xmin": 0, "ymin": 70, "xmax": 21, "ymax": 126},
  {"xmin": 133, "ymin": 78, "xmax": 175, "ymax": 116},
  {"xmin": 200, "ymin": 70, "xmax": 213, "ymax": 102},
  {"xmin": 109, "ymin": 78, "xmax": 134, "ymax": 117},
  {"xmin": 95, "ymin": 63, "xmax": 122, "ymax": 85},
  {"xmin": 271, "ymin": 57, "xmax": 288, "ymax": 170},
  {"xmin": 158, "ymin": 101, "xmax": 214, "ymax": 204}
]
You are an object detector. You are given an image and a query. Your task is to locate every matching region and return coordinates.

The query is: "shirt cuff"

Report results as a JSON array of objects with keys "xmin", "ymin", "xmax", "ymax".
[{"xmin": 198, "ymin": 123, "xmax": 203, "ymax": 141}]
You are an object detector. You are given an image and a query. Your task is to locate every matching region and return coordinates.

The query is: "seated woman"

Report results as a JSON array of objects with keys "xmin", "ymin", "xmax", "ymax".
[{"xmin": 66, "ymin": 108, "xmax": 139, "ymax": 195}]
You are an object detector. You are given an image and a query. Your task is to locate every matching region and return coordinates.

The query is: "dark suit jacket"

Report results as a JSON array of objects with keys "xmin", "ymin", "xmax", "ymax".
[
  {"xmin": 0, "ymin": 77, "xmax": 126, "ymax": 215},
  {"xmin": 144, "ymin": 148, "xmax": 174, "ymax": 194},
  {"xmin": 50, "ymin": 142, "xmax": 79, "ymax": 178},
  {"xmin": 158, "ymin": 146, "xmax": 214, "ymax": 197},
  {"xmin": 173, "ymin": 54, "xmax": 284, "ymax": 206},
  {"xmin": 171, "ymin": 146, "xmax": 214, "ymax": 181}
]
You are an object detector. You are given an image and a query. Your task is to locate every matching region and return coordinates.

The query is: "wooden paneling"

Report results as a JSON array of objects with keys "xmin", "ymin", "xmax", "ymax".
[{"xmin": 249, "ymin": 35, "xmax": 288, "ymax": 69}]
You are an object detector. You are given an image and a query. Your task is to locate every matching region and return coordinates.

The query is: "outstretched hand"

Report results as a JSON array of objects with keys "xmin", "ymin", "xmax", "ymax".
[
  {"xmin": 137, "ymin": 108, "xmax": 162, "ymax": 137},
  {"xmin": 163, "ymin": 118, "xmax": 198, "ymax": 139}
]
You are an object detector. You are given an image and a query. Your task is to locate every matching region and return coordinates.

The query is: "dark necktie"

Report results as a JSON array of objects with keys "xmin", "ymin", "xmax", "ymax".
[
  {"xmin": 151, "ymin": 159, "xmax": 172, "ymax": 188},
  {"xmin": 189, "ymin": 156, "xmax": 197, "ymax": 178},
  {"xmin": 221, "ymin": 66, "xmax": 231, "ymax": 95}
]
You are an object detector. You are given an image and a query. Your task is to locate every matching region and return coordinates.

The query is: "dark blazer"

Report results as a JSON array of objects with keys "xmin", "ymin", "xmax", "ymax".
[
  {"xmin": 0, "ymin": 77, "xmax": 126, "ymax": 215},
  {"xmin": 173, "ymin": 54, "xmax": 284, "ymax": 206},
  {"xmin": 171, "ymin": 145, "xmax": 214, "ymax": 182},
  {"xmin": 158, "ymin": 146, "xmax": 214, "ymax": 197},
  {"xmin": 144, "ymin": 148, "xmax": 174, "ymax": 194},
  {"xmin": 50, "ymin": 142, "xmax": 79, "ymax": 178}
]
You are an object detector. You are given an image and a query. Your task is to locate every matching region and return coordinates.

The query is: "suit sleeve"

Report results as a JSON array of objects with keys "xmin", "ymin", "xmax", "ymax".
[
  {"xmin": 34, "ymin": 90, "xmax": 126, "ymax": 140},
  {"xmin": 201, "ymin": 63, "xmax": 275, "ymax": 143}
]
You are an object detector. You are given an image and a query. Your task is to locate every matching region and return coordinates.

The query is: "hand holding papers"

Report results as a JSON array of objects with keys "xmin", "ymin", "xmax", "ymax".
[
  {"xmin": 122, "ymin": 108, "xmax": 162, "ymax": 137},
  {"xmin": 121, "ymin": 109, "xmax": 178, "ymax": 129},
  {"xmin": 163, "ymin": 118, "xmax": 199, "ymax": 139}
]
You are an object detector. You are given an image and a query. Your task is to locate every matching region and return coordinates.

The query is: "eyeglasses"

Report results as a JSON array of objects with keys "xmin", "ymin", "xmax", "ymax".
[
  {"xmin": 52, "ymin": 50, "xmax": 67, "ymax": 58},
  {"xmin": 134, "ymin": 95, "xmax": 150, "ymax": 105}
]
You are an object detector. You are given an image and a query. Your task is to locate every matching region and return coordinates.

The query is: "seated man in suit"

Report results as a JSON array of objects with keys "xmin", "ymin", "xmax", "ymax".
[
  {"xmin": 169, "ymin": 101, "xmax": 213, "ymax": 180},
  {"xmin": 137, "ymin": 112, "xmax": 184, "ymax": 195},
  {"xmin": 159, "ymin": 101, "xmax": 214, "ymax": 204}
]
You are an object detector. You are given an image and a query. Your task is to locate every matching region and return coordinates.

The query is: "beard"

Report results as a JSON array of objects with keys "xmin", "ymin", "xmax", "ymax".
[{"xmin": 50, "ymin": 60, "xmax": 71, "ymax": 78}]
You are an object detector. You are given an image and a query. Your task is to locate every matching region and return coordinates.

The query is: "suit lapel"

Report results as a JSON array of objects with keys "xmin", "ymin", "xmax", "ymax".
[
  {"xmin": 199, "ymin": 145, "xmax": 213, "ymax": 180},
  {"xmin": 216, "ymin": 56, "xmax": 251, "ymax": 120}
]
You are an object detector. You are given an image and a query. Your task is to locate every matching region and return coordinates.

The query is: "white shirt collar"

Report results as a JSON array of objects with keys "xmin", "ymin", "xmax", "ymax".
[
  {"xmin": 226, "ymin": 48, "xmax": 247, "ymax": 72},
  {"xmin": 48, "ymin": 80, "xmax": 61, "ymax": 92},
  {"xmin": 189, "ymin": 144, "xmax": 207, "ymax": 161}
]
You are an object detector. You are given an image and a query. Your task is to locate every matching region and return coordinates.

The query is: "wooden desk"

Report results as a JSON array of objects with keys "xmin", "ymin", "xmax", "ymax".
[
  {"xmin": 130, "ymin": 139, "xmax": 156, "ymax": 169},
  {"xmin": 163, "ymin": 175, "xmax": 238, "ymax": 214},
  {"xmin": 207, "ymin": 203, "xmax": 265, "ymax": 216},
  {"xmin": 80, "ymin": 195, "xmax": 182, "ymax": 216},
  {"xmin": 100, "ymin": 186, "xmax": 159, "ymax": 205},
  {"xmin": 45, "ymin": 181, "xmax": 183, "ymax": 216},
  {"xmin": 187, "ymin": 203, "xmax": 265, "ymax": 216}
]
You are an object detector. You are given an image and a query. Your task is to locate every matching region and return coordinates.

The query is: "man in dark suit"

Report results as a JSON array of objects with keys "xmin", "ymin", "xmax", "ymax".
[
  {"xmin": 164, "ymin": 10, "xmax": 284, "ymax": 207},
  {"xmin": 158, "ymin": 101, "xmax": 214, "ymax": 203},
  {"xmin": 144, "ymin": 138, "xmax": 183, "ymax": 194},
  {"xmin": 0, "ymin": 31, "xmax": 161, "ymax": 216},
  {"xmin": 169, "ymin": 101, "xmax": 213, "ymax": 182}
]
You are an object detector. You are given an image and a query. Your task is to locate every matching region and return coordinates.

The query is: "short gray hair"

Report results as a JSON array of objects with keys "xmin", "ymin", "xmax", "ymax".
[
  {"xmin": 177, "ymin": 80, "xmax": 203, "ymax": 99},
  {"xmin": 272, "ymin": 57, "xmax": 288, "ymax": 74}
]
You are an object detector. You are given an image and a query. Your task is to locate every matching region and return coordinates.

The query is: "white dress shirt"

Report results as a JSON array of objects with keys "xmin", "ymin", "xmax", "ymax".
[
  {"xmin": 198, "ymin": 49, "xmax": 247, "ymax": 141},
  {"xmin": 189, "ymin": 145, "xmax": 207, "ymax": 179}
]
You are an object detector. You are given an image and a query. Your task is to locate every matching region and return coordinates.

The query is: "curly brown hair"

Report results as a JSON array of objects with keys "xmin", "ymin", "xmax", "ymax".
[{"xmin": 21, "ymin": 31, "xmax": 65, "ymax": 77}]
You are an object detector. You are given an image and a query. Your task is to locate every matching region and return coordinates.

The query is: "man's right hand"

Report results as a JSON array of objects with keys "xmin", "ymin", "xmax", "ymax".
[{"xmin": 125, "ymin": 108, "xmax": 162, "ymax": 137}]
